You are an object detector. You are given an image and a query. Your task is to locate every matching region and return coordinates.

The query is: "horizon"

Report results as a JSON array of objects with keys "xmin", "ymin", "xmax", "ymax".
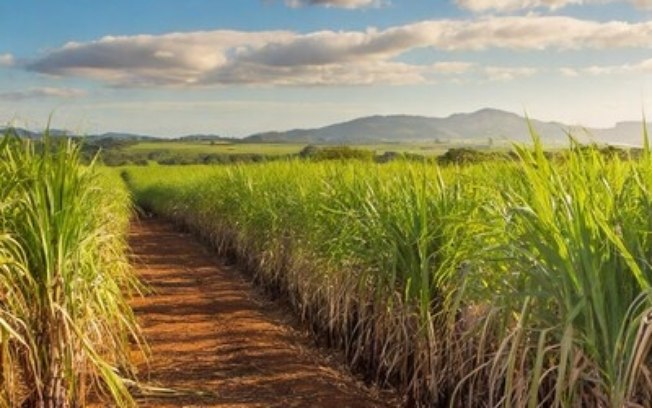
[
  {"xmin": 2, "ymin": 1, "xmax": 652, "ymax": 137},
  {"xmin": 5, "ymin": 107, "xmax": 651, "ymax": 141}
]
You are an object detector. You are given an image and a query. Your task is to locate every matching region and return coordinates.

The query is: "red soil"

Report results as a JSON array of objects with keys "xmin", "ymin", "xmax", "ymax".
[{"xmin": 128, "ymin": 217, "xmax": 399, "ymax": 408}]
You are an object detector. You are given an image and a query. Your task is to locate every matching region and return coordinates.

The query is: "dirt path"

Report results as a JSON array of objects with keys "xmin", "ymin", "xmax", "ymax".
[{"xmin": 129, "ymin": 217, "xmax": 398, "ymax": 408}]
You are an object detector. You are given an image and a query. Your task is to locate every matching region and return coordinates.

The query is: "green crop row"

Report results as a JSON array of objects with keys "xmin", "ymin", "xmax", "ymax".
[
  {"xmin": 124, "ymin": 132, "xmax": 652, "ymax": 407},
  {"xmin": 0, "ymin": 132, "xmax": 140, "ymax": 407}
]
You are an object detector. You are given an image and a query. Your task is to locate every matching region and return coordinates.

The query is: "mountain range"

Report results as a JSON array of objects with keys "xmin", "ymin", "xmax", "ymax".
[
  {"xmin": 3, "ymin": 108, "xmax": 649, "ymax": 146},
  {"xmin": 245, "ymin": 108, "xmax": 648, "ymax": 146}
]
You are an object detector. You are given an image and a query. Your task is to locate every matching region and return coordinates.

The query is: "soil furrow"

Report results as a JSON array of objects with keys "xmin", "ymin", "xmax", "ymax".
[{"xmin": 129, "ymin": 217, "xmax": 397, "ymax": 408}]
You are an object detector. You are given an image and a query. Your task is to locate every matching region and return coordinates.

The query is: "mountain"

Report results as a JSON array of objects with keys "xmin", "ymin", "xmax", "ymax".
[
  {"xmin": 1, "ymin": 127, "xmax": 70, "ymax": 139},
  {"xmin": 244, "ymin": 108, "xmax": 648, "ymax": 146},
  {"xmin": 3, "ymin": 108, "xmax": 649, "ymax": 146},
  {"xmin": 591, "ymin": 122, "xmax": 650, "ymax": 146},
  {"xmin": 0, "ymin": 127, "xmax": 159, "ymax": 141}
]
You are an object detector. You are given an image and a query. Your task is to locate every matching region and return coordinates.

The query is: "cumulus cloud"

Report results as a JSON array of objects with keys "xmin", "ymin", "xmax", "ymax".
[
  {"xmin": 581, "ymin": 58, "xmax": 652, "ymax": 75},
  {"xmin": 0, "ymin": 53, "xmax": 15, "ymax": 67},
  {"xmin": 26, "ymin": 27, "xmax": 435, "ymax": 87},
  {"xmin": 285, "ymin": 0, "xmax": 381, "ymax": 8},
  {"xmin": 207, "ymin": 60, "xmax": 426, "ymax": 85},
  {"xmin": 27, "ymin": 31, "xmax": 295, "ymax": 87},
  {"xmin": 457, "ymin": 0, "xmax": 652, "ymax": 13},
  {"xmin": 24, "ymin": 16, "xmax": 652, "ymax": 88},
  {"xmin": 0, "ymin": 87, "xmax": 87, "ymax": 101}
]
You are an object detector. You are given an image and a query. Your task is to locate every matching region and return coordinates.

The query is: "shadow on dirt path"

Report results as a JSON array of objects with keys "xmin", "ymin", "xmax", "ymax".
[{"xmin": 129, "ymin": 217, "xmax": 399, "ymax": 408}]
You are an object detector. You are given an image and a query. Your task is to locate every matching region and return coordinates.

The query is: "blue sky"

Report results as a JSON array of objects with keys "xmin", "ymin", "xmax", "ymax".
[{"xmin": 1, "ymin": 0, "xmax": 652, "ymax": 136}]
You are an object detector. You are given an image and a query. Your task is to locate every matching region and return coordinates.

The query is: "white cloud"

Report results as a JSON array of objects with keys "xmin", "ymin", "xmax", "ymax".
[
  {"xmin": 0, "ymin": 53, "xmax": 15, "ymax": 67},
  {"xmin": 457, "ymin": 0, "xmax": 652, "ymax": 13},
  {"xmin": 25, "ymin": 16, "xmax": 652, "ymax": 88},
  {"xmin": 581, "ymin": 58, "xmax": 652, "ymax": 75},
  {"xmin": 207, "ymin": 60, "xmax": 426, "ymax": 85},
  {"xmin": 285, "ymin": 0, "xmax": 381, "ymax": 8},
  {"xmin": 27, "ymin": 28, "xmax": 435, "ymax": 87},
  {"xmin": 0, "ymin": 87, "xmax": 87, "ymax": 101},
  {"xmin": 560, "ymin": 67, "xmax": 580, "ymax": 77},
  {"xmin": 419, "ymin": 17, "xmax": 652, "ymax": 50},
  {"xmin": 27, "ymin": 31, "xmax": 295, "ymax": 87},
  {"xmin": 484, "ymin": 66, "xmax": 537, "ymax": 81},
  {"xmin": 427, "ymin": 62, "xmax": 532, "ymax": 81}
]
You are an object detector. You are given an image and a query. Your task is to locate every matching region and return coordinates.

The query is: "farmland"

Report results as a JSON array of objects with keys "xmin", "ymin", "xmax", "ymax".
[
  {"xmin": 123, "ymin": 141, "xmax": 308, "ymax": 156},
  {"xmin": 3, "ymin": 127, "xmax": 652, "ymax": 406},
  {"xmin": 6, "ymin": 0, "xmax": 651, "ymax": 405},
  {"xmin": 122, "ymin": 133, "xmax": 652, "ymax": 407},
  {"xmin": 90, "ymin": 138, "xmax": 508, "ymax": 166},
  {"xmin": 0, "ymin": 133, "xmax": 139, "ymax": 406},
  {"xmin": 121, "ymin": 140, "xmax": 486, "ymax": 156}
]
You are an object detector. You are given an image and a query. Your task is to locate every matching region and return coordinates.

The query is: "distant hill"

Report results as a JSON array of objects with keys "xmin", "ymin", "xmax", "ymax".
[
  {"xmin": 244, "ymin": 108, "xmax": 649, "ymax": 146},
  {"xmin": 1, "ymin": 127, "xmax": 70, "ymax": 139},
  {"xmin": 91, "ymin": 132, "xmax": 159, "ymax": 141},
  {"xmin": 3, "ymin": 108, "xmax": 649, "ymax": 146},
  {"xmin": 591, "ymin": 122, "xmax": 651, "ymax": 147},
  {"xmin": 243, "ymin": 109, "xmax": 565, "ymax": 144},
  {"xmin": 0, "ymin": 127, "xmax": 159, "ymax": 141},
  {"xmin": 0, "ymin": 127, "xmax": 160, "ymax": 142}
]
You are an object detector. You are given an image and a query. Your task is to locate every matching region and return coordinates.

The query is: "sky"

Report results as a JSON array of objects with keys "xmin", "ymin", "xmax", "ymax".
[{"xmin": 1, "ymin": 0, "xmax": 652, "ymax": 137}]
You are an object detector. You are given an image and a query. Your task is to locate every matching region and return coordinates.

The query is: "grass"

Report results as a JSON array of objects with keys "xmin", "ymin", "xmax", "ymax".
[
  {"xmin": 0, "ymin": 131, "xmax": 140, "ymax": 407},
  {"xmin": 10, "ymin": 120, "xmax": 649, "ymax": 406},
  {"xmin": 124, "ymin": 141, "xmax": 307, "ymax": 155},
  {"xmin": 483, "ymin": 135, "xmax": 652, "ymax": 407},
  {"xmin": 122, "ymin": 140, "xmax": 474, "ymax": 157},
  {"xmin": 124, "ymin": 161, "xmax": 495, "ymax": 403},
  {"xmin": 124, "ymin": 129, "xmax": 652, "ymax": 406}
]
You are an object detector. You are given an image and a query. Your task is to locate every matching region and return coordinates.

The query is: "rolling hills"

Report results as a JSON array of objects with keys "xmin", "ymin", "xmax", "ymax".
[
  {"xmin": 244, "ymin": 108, "xmax": 647, "ymax": 146},
  {"xmin": 4, "ymin": 108, "xmax": 649, "ymax": 146}
]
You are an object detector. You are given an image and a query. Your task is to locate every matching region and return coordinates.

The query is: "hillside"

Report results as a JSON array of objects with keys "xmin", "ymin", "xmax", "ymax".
[
  {"xmin": 4, "ymin": 108, "xmax": 649, "ymax": 146},
  {"xmin": 244, "ymin": 108, "xmax": 648, "ymax": 146},
  {"xmin": 244, "ymin": 109, "xmax": 566, "ymax": 144}
]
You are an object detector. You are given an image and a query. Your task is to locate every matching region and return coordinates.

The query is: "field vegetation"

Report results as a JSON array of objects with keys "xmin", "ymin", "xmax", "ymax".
[
  {"xmin": 3, "ymin": 123, "xmax": 651, "ymax": 407},
  {"xmin": 82, "ymin": 138, "xmax": 481, "ymax": 166},
  {"xmin": 87, "ymin": 137, "xmax": 633, "ymax": 167},
  {"xmin": 0, "ymin": 131, "xmax": 140, "ymax": 407},
  {"xmin": 124, "ymin": 131, "xmax": 652, "ymax": 406}
]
